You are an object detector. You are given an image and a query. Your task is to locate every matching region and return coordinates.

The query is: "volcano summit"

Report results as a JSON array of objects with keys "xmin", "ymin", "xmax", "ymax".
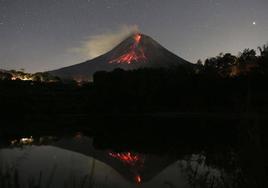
[{"xmin": 49, "ymin": 33, "xmax": 192, "ymax": 81}]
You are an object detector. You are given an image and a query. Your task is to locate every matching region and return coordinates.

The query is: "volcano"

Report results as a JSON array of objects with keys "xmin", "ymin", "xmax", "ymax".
[{"xmin": 49, "ymin": 33, "xmax": 192, "ymax": 81}]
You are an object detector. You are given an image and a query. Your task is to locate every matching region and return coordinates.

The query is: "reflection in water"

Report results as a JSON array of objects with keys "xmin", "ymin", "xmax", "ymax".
[
  {"xmin": 0, "ymin": 134, "xmax": 238, "ymax": 188},
  {"xmin": 10, "ymin": 136, "xmax": 58, "ymax": 147},
  {"xmin": 108, "ymin": 152, "xmax": 144, "ymax": 168},
  {"xmin": 108, "ymin": 152, "xmax": 145, "ymax": 184},
  {"xmin": 0, "ymin": 147, "xmax": 189, "ymax": 188},
  {"xmin": 179, "ymin": 154, "xmax": 226, "ymax": 188},
  {"xmin": 10, "ymin": 136, "xmax": 34, "ymax": 146}
]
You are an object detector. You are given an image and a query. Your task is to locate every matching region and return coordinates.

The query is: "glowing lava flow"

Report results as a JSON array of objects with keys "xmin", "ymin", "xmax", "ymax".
[
  {"xmin": 134, "ymin": 34, "xmax": 142, "ymax": 43},
  {"xmin": 109, "ymin": 152, "xmax": 145, "ymax": 184},
  {"xmin": 109, "ymin": 34, "xmax": 146, "ymax": 64}
]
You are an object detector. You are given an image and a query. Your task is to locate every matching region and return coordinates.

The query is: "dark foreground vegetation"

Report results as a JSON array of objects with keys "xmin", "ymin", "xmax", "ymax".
[{"xmin": 1, "ymin": 45, "xmax": 268, "ymax": 187}]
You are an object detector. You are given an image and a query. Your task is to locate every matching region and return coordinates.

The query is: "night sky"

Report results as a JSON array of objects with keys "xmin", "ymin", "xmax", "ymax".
[{"xmin": 1, "ymin": 0, "xmax": 268, "ymax": 72}]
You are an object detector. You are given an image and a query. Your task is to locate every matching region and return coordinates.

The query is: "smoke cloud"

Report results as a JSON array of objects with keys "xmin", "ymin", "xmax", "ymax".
[{"xmin": 71, "ymin": 25, "xmax": 139, "ymax": 59}]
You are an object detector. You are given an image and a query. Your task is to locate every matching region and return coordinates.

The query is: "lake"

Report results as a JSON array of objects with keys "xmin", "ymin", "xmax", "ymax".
[{"xmin": 0, "ymin": 133, "xmax": 229, "ymax": 188}]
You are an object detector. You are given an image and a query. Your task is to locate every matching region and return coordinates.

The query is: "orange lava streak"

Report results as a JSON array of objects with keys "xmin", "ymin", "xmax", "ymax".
[
  {"xmin": 109, "ymin": 34, "xmax": 146, "ymax": 64},
  {"xmin": 134, "ymin": 34, "xmax": 142, "ymax": 43},
  {"xmin": 111, "ymin": 51, "xmax": 145, "ymax": 64}
]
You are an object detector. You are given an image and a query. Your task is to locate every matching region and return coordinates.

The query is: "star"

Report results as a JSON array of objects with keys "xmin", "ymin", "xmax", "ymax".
[{"xmin": 253, "ymin": 21, "xmax": 256, "ymax": 25}]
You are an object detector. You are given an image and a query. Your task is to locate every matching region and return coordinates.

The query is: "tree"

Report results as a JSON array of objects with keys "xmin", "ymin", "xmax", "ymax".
[
  {"xmin": 238, "ymin": 49, "xmax": 257, "ymax": 65},
  {"xmin": 203, "ymin": 53, "xmax": 236, "ymax": 77},
  {"xmin": 0, "ymin": 72, "xmax": 12, "ymax": 80}
]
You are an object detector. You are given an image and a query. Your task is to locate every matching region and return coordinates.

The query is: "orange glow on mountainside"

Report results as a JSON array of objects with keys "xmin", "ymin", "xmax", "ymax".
[
  {"xmin": 109, "ymin": 34, "xmax": 146, "ymax": 64},
  {"xmin": 134, "ymin": 34, "xmax": 142, "ymax": 43}
]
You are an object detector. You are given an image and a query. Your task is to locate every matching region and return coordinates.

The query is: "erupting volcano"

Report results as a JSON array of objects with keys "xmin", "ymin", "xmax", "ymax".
[
  {"xmin": 109, "ymin": 34, "xmax": 146, "ymax": 64},
  {"xmin": 49, "ymin": 33, "xmax": 192, "ymax": 81}
]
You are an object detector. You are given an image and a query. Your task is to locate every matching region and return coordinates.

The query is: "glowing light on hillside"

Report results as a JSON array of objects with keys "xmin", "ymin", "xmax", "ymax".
[
  {"xmin": 134, "ymin": 34, "xmax": 142, "ymax": 43},
  {"xmin": 11, "ymin": 75, "xmax": 33, "ymax": 81},
  {"xmin": 109, "ymin": 34, "xmax": 146, "ymax": 64}
]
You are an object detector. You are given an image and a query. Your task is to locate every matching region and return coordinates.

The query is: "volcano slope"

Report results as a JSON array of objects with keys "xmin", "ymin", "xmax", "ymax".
[{"xmin": 49, "ymin": 33, "xmax": 192, "ymax": 81}]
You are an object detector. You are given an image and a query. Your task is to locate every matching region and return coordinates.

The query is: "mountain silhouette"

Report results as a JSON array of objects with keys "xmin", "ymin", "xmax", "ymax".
[{"xmin": 49, "ymin": 33, "xmax": 192, "ymax": 81}]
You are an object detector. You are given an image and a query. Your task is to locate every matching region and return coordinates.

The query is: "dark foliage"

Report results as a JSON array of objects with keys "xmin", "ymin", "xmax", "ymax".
[{"xmin": 1, "ymin": 45, "xmax": 268, "ymax": 187}]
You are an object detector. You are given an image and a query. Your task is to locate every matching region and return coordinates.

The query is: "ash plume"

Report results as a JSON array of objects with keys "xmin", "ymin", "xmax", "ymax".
[{"xmin": 71, "ymin": 25, "xmax": 139, "ymax": 59}]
